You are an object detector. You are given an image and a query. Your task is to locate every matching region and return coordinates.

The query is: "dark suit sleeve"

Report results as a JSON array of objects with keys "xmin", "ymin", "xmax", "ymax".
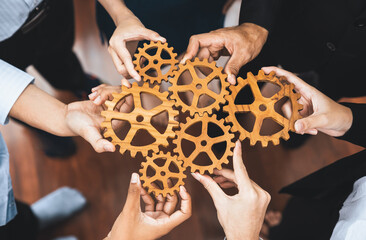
[
  {"xmin": 239, "ymin": 0, "xmax": 282, "ymax": 32},
  {"xmin": 337, "ymin": 103, "xmax": 366, "ymax": 148}
]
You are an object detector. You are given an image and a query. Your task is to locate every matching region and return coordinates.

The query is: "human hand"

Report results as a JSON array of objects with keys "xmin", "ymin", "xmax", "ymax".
[
  {"xmin": 181, "ymin": 23, "xmax": 268, "ymax": 84},
  {"xmin": 262, "ymin": 67, "xmax": 353, "ymax": 137},
  {"xmin": 108, "ymin": 16, "xmax": 166, "ymax": 83},
  {"xmin": 65, "ymin": 100, "xmax": 115, "ymax": 153},
  {"xmin": 191, "ymin": 141, "xmax": 270, "ymax": 240},
  {"xmin": 105, "ymin": 173, "xmax": 192, "ymax": 240}
]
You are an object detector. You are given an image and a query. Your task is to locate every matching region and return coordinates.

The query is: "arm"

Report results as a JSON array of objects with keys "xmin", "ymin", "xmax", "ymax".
[
  {"xmin": 105, "ymin": 173, "xmax": 191, "ymax": 240},
  {"xmin": 0, "ymin": 59, "xmax": 115, "ymax": 153},
  {"xmin": 97, "ymin": 0, "xmax": 165, "ymax": 85}
]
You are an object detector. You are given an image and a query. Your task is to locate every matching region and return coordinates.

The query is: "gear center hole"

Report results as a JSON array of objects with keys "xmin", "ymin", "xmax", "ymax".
[
  {"xmin": 259, "ymin": 104, "xmax": 267, "ymax": 111},
  {"xmin": 136, "ymin": 115, "xmax": 144, "ymax": 122},
  {"xmin": 153, "ymin": 60, "xmax": 159, "ymax": 65},
  {"xmin": 196, "ymin": 83, "xmax": 202, "ymax": 89},
  {"xmin": 201, "ymin": 140, "xmax": 207, "ymax": 146},
  {"xmin": 160, "ymin": 171, "xmax": 166, "ymax": 176}
]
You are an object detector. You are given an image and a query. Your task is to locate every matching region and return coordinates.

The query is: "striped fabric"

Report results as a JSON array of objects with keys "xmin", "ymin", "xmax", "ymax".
[
  {"xmin": 0, "ymin": 0, "xmax": 43, "ymax": 41},
  {"xmin": 0, "ymin": 59, "xmax": 33, "ymax": 226}
]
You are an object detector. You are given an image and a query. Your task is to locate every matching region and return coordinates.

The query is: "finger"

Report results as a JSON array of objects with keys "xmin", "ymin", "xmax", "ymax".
[
  {"xmin": 191, "ymin": 172, "xmax": 225, "ymax": 205},
  {"xmin": 181, "ymin": 34, "xmax": 213, "ymax": 64},
  {"xmin": 140, "ymin": 187, "xmax": 155, "ymax": 212},
  {"xmin": 113, "ymin": 43, "xmax": 141, "ymax": 81},
  {"xmin": 108, "ymin": 47, "xmax": 129, "ymax": 77},
  {"xmin": 281, "ymin": 100, "xmax": 292, "ymax": 119},
  {"xmin": 219, "ymin": 182, "xmax": 237, "ymax": 189},
  {"xmin": 232, "ymin": 140, "xmax": 252, "ymax": 191},
  {"xmin": 88, "ymin": 91, "xmax": 98, "ymax": 101},
  {"xmin": 81, "ymin": 126, "xmax": 115, "ymax": 152},
  {"xmin": 224, "ymin": 51, "xmax": 246, "ymax": 85},
  {"xmin": 141, "ymin": 29, "xmax": 166, "ymax": 43},
  {"xmin": 164, "ymin": 179, "xmax": 179, "ymax": 215},
  {"xmin": 213, "ymin": 168, "xmax": 236, "ymax": 184},
  {"xmin": 155, "ymin": 193, "xmax": 166, "ymax": 212},
  {"xmin": 261, "ymin": 67, "xmax": 310, "ymax": 92},
  {"xmin": 164, "ymin": 192, "xmax": 178, "ymax": 215},
  {"xmin": 123, "ymin": 173, "xmax": 142, "ymax": 213},
  {"xmin": 168, "ymin": 186, "xmax": 192, "ymax": 227},
  {"xmin": 294, "ymin": 114, "xmax": 327, "ymax": 135},
  {"xmin": 121, "ymin": 78, "xmax": 131, "ymax": 88},
  {"xmin": 222, "ymin": 0, "xmax": 234, "ymax": 14}
]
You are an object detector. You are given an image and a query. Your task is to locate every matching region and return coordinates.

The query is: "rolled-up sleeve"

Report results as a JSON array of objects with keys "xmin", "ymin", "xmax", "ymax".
[{"xmin": 0, "ymin": 59, "xmax": 33, "ymax": 125}]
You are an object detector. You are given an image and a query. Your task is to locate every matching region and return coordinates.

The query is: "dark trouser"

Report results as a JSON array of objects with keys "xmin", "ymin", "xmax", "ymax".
[
  {"xmin": 0, "ymin": 0, "xmax": 86, "ymax": 91},
  {"xmin": 0, "ymin": 201, "xmax": 38, "ymax": 240}
]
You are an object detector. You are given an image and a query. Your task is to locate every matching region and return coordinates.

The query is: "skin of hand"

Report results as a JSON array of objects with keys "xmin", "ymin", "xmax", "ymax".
[
  {"xmin": 191, "ymin": 141, "xmax": 271, "ymax": 240},
  {"xmin": 105, "ymin": 173, "xmax": 192, "ymax": 240},
  {"xmin": 262, "ymin": 67, "xmax": 353, "ymax": 137},
  {"xmin": 9, "ymin": 84, "xmax": 115, "ymax": 153},
  {"xmin": 181, "ymin": 23, "xmax": 268, "ymax": 85},
  {"xmin": 98, "ymin": 0, "xmax": 165, "ymax": 85}
]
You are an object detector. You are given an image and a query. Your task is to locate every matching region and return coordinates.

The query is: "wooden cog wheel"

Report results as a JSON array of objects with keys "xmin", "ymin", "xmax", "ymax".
[
  {"xmin": 133, "ymin": 41, "xmax": 178, "ymax": 83},
  {"xmin": 173, "ymin": 113, "xmax": 235, "ymax": 174},
  {"xmin": 101, "ymin": 82, "xmax": 179, "ymax": 157},
  {"xmin": 169, "ymin": 58, "xmax": 229, "ymax": 116},
  {"xmin": 223, "ymin": 70, "xmax": 303, "ymax": 147},
  {"xmin": 139, "ymin": 152, "xmax": 186, "ymax": 197}
]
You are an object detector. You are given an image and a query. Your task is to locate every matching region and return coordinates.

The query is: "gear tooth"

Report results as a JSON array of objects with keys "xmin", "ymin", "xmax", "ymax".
[
  {"xmin": 261, "ymin": 141, "xmax": 268, "ymax": 147},
  {"xmin": 272, "ymin": 138, "xmax": 280, "ymax": 145}
]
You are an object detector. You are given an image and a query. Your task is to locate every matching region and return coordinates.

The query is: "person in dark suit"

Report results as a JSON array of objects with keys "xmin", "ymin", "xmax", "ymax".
[{"xmin": 182, "ymin": 0, "xmax": 366, "ymax": 101}]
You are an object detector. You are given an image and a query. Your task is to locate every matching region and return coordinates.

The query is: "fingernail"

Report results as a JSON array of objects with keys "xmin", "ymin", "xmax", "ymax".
[
  {"xmin": 131, "ymin": 173, "xmax": 139, "ymax": 183},
  {"xmin": 294, "ymin": 121, "xmax": 303, "ymax": 133},
  {"xmin": 191, "ymin": 172, "xmax": 201, "ymax": 181},
  {"xmin": 228, "ymin": 74, "xmax": 236, "ymax": 85},
  {"xmin": 88, "ymin": 92, "xmax": 97, "ymax": 99},
  {"xmin": 180, "ymin": 186, "xmax": 186, "ymax": 192},
  {"xmin": 93, "ymin": 95, "xmax": 101, "ymax": 104},
  {"xmin": 104, "ymin": 145, "xmax": 114, "ymax": 152},
  {"xmin": 180, "ymin": 57, "xmax": 187, "ymax": 65}
]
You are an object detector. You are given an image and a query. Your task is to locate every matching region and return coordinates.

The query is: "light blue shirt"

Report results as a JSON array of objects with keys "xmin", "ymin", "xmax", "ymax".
[
  {"xmin": 0, "ymin": 0, "xmax": 43, "ymax": 41},
  {"xmin": 0, "ymin": 59, "xmax": 34, "ymax": 226},
  {"xmin": 331, "ymin": 176, "xmax": 366, "ymax": 240}
]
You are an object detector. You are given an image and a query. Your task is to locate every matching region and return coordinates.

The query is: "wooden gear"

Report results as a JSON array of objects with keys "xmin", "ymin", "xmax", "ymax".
[
  {"xmin": 133, "ymin": 41, "xmax": 178, "ymax": 83},
  {"xmin": 173, "ymin": 113, "xmax": 235, "ymax": 174},
  {"xmin": 139, "ymin": 152, "xmax": 186, "ymax": 197},
  {"xmin": 169, "ymin": 58, "xmax": 229, "ymax": 116},
  {"xmin": 101, "ymin": 82, "xmax": 179, "ymax": 157},
  {"xmin": 223, "ymin": 70, "xmax": 303, "ymax": 147}
]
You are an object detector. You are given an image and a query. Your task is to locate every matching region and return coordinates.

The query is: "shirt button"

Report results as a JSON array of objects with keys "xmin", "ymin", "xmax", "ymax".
[
  {"xmin": 326, "ymin": 42, "xmax": 336, "ymax": 51},
  {"xmin": 354, "ymin": 18, "xmax": 366, "ymax": 29}
]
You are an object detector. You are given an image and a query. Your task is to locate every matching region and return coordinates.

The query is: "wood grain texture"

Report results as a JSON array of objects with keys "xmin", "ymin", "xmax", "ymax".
[
  {"xmin": 224, "ymin": 70, "xmax": 303, "ymax": 147},
  {"xmin": 101, "ymin": 82, "xmax": 179, "ymax": 158},
  {"xmin": 169, "ymin": 58, "xmax": 230, "ymax": 116},
  {"xmin": 173, "ymin": 113, "xmax": 235, "ymax": 174}
]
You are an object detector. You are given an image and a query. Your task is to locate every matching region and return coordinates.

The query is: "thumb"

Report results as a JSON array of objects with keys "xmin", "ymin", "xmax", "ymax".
[
  {"xmin": 123, "ymin": 173, "xmax": 142, "ymax": 213},
  {"xmin": 295, "ymin": 114, "xmax": 327, "ymax": 135},
  {"xmin": 191, "ymin": 172, "xmax": 225, "ymax": 206},
  {"xmin": 224, "ymin": 52, "xmax": 245, "ymax": 85},
  {"xmin": 143, "ymin": 29, "xmax": 166, "ymax": 43}
]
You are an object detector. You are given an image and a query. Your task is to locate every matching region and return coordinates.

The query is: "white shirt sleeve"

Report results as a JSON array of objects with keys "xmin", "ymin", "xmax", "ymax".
[
  {"xmin": 330, "ymin": 176, "xmax": 366, "ymax": 240},
  {"xmin": 0, "ymin": 59, "xmax": 34, "ymax": 125}
]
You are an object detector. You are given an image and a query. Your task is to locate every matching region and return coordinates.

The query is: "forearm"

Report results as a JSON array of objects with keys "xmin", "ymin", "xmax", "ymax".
[
  {"xmin": 9, "ymin": 84, "xmax": 76, "ymax": 137},
  {"xmin": 97, "ymin": 0, "xmax": 139, "ymax": 26}
]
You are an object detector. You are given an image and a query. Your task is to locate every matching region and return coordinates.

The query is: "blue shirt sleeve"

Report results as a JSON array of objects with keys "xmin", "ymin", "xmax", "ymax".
[{"xmin": 0, "ymin": 59, "xmax": 34, "ymax": 125}]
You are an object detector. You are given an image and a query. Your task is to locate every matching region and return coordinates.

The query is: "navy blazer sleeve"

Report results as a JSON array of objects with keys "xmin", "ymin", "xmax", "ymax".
[
  {"xmin": 337, "ymin": 103, "xmax": 366, "ymax": 148},
  {"xmin": 239, "ymin": 0, "xmax": 282, "ymax": 32}
]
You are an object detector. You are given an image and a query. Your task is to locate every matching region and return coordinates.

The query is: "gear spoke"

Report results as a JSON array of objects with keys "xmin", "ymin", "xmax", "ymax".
[
  {"xmin": 211, "ymin": 135, "xmax": 228, "ymax": 143},
  {"xmin": 140, "ymin": 153, "xmax": 186, "ymax": 197},
  {"xmin": 169, "ymin": 58, "xmax": 229, "ymax": 116},
  {"xmin": 224, "ymin": 70, "xmax": 302, "ymax": 146}
]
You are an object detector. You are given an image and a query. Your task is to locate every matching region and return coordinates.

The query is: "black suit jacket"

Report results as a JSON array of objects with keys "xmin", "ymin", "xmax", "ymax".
[
  {"xmin": 239, "ymin": 0, "xmax": 366, "ymax": 100},
  {"xmin": 280, "ymin": 103, "xmax": 366, "ymax": 198}
]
